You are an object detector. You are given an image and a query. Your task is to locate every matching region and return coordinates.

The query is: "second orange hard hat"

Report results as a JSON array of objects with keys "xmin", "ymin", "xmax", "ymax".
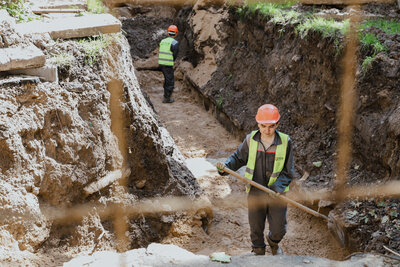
[
  {"xmin": 168, "ymin": 25, "xmax": 178, "ymax": 35},
  {"xmin": 255, "ymin": 104, "xmax": 280, "ymax": 124}
]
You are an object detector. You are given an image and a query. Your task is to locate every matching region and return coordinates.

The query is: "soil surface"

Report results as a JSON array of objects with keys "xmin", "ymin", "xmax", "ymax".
[{"xmin": 135, "ymin": 68, "xmax": 349, "ymax": 260}]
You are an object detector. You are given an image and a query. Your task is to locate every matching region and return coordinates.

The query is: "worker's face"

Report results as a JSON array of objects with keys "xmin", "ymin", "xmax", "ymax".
[{"xmin": 258, "ymin": 122, "xmax": 279, "ymax": 138}]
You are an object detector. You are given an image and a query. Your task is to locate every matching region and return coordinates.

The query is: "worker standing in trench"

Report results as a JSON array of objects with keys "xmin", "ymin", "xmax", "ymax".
[
  {"xmin": 158, "ymin": 25, "xmax": 179, "ymax": 103},
  {"xmin": 217, "ymin": 104, "xmax": 294, "ymax": 256}
]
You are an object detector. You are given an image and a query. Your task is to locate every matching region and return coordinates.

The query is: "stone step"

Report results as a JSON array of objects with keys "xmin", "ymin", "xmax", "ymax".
[
  {"xmin": 15, "ymin": 14, "xmax": 121, "ymax": 39},
  {"xmin": 0, "ymin": 44, "xmax": 45, "ymax": 72},
  {"xmin": 9, "ymin": 65, "xmax": 58, "ymax": 83},
  {"xmin": 32, "ymin": 8, "xmax": 83, "ymax": 14},
  {"xmin": 31, "ymin": 0, "xmax": 87, "ymax": 10}
]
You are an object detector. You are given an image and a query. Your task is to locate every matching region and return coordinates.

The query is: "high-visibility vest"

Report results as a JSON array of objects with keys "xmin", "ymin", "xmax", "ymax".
[
  {"xmin": 158, "ymin": 37, "xmax": 175, "ymax": 66},
  {"xmin": 244, "ymin": 130, "xmax": 289, "ymax": 193}
]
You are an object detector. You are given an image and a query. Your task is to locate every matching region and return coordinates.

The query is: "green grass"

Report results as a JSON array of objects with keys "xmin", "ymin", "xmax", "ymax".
[
  {"xmin": 48, "ymin": 52, "xmax": 76, "ymax": 67},
  {"xmin": 78, "ymin": 34, "xmax": 118, "ymax": 66},
  {"xmin": 216, "ymin": 95, "xmax": 223, "ymax": 109},
  {"xmin": 361, "ymin": 56, "xmax": 375, "ymax": 72},
  {"xmin": 1, "ymin": 0, "xmax": 38, "ymax": 22},
  {"xmin": 361, "ymin": 19, "xmax": 400, "ymax": 35},
  {"xmin": 360, "ymin": 32, "xmax": 387, "ymax": 55},
  {"xmin": 238, "ymin": 2, "xmax": 301, "ymax": 25},
  {"xmin": 296, "ymin": 17, "xmax": 349, "ymax": 39},
  {"xmin": 237, "ymin": 2, "xmax": 349, "ymax": 39},
  {"xmin": 87, "ymin": 0, "xmax": 107, "ymax": 14},
  {"xmin": 359, "ymin": 19, "xmax": 400, "ymax": 72}
]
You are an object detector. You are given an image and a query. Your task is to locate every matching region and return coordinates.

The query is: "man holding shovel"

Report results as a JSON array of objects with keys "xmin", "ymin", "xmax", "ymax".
[{"xmin": 217, "ymin": 104, "xmax": 294, "ymax": 256}]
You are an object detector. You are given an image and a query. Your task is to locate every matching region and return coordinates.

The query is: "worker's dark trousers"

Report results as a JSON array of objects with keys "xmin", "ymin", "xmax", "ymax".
[
  {"xmin": 248, "ymin": 193, "xmax": 287, "ymax": 248},
  {"xmin": 160, "ymin": 65, "xmax": 174, "ymax": 99}
]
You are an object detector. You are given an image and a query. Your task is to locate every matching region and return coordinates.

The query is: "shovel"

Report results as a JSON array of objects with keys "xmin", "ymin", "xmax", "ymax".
[{"xmin": 219, "ymin": 166, "xmax": 346, "ymax": 248}]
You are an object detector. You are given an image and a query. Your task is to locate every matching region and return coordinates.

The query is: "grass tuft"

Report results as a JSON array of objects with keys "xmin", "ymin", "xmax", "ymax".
[
  {"xmin": 1, "ymin": 0, "xmax": 39, "ymax": 22},
  {"xmin": 78, "ymin": 34, "xmax": 118, "ymax": 66},
  {"xmin": 359, "ymin": 19, "xmax": 399, "ymax": 73},
  {"xmin": 296, "ymin": 17, "xmax": 349, "ymax": 39},
  {"xmin": 87, "ymin": 0, "xmax": 107, "ymax": 14},
  {"xmin": 48, "ymin": 52, "xmax": 76, "ymax": 67}
]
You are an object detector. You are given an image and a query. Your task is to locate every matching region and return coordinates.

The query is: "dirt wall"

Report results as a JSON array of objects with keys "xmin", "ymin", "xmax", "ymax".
[{"xmin": 0, "ymin": 14, "xmax": 201, "ymax": 259}]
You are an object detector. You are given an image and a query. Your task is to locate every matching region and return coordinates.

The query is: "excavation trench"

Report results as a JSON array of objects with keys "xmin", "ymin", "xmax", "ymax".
[
  {"xmin": 133, "ymin": 68, "xmax": 348, "ymax": 259},
  {"xmin": 119, "ymin": 3, "xmax": 352, "ymax": 259},
  {"xmin": 120, "ymin": 2, "xmax": 400, "ymax": 258}
]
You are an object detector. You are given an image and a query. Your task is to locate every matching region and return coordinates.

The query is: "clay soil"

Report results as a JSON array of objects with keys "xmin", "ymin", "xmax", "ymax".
[{"xmin": 135, "ymin": 69, "xmax": 349, "ymax": 260}]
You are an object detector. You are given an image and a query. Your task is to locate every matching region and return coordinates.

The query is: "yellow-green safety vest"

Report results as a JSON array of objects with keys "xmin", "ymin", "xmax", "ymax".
[
  {"xmin": 158, "ymin": 37, "xmax": 175, "ymax": 66},
  {"xmin": 244, "ymin": 130, "xmax": 289, "ymax": 193}
]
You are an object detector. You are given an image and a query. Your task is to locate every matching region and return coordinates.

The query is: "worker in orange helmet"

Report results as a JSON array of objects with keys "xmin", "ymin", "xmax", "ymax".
[
  {"xmin": 217, "ymin": 104, "xmax": 294, "ymax": 256},
  {"xmin": 158, "ymin": 25, "xmax": 179, "ymax": 103}
]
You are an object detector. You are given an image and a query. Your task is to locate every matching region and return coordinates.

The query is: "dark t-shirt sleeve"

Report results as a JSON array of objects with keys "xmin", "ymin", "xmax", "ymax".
[{"xmin": 171, "ymin": 40, "xmax": 179, "ymax": 61}]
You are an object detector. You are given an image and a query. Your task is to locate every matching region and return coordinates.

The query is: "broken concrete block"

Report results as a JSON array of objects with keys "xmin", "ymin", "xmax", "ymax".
[
  {"xmin": 0, "ymin": 44, "xmax": 45, "ymax": 71},
  {"xmin": 15, "ymin": 14, "xmax": 121, "ymax": 39},
  {"xmin": 0, "ymin": 76, "xmax": 40, "ymax": 86},
  {"xmin": 84, "ymin": 168, "xmax": 131, "ymax": 195},
  {"xmin": 9, "ymin": 65, "xmax": 58, "ymax": 82}
]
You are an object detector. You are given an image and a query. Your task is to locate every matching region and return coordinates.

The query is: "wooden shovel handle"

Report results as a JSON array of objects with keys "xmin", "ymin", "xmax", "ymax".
[{"xmin": 222, "ymin": 166, "xmax": 329, "ymax": 221}]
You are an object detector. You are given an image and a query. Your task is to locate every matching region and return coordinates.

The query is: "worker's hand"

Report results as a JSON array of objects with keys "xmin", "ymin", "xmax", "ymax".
[{"xmin": 216, "ymin": 162, "xmax": 225, "ymax": 173}]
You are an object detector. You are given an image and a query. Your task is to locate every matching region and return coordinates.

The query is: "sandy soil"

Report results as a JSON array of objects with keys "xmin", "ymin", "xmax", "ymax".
[{"xmin": 136, "ymin": 69, "xmax": 350, "ymax": 260}]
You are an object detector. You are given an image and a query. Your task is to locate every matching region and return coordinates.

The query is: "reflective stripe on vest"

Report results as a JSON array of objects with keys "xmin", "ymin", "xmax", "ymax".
[
  {"xmin": 158, "ymin": 37, "xmax": 174, "ymax": 66},
  {"xmin": 244, "ymin": 130, "xmax": 289, "ymax": 193}
]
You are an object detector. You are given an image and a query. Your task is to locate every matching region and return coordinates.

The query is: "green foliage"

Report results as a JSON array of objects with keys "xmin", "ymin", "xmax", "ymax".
[
  {"xmin": 358, "ymin": 19, "xmax": 400, "ymax": 73},
  {"xmin": 216, "ymin": 95, "xmax": 223, "ymax": 109},
  {"xmin": 241, "ymin": 2, "xmax": 301, "ymax": 25},
  {"xmin": 360, "ymin": 32, "xmax": 387, "ymax": 55},
  {"xmin": 296, "ymin": 17, "xmax": 349, "ymax": 39},
  {"xmin": 226, "ymin": 73, "xmax": 233, "ymax": 81},
  {"xmin": 48, "ymin": 52, "xmax": 76, "ymax": 67},
  {"xmin": 78, "ymin": 34, "xmax": 118, "ymax": 66},
  {"xmin": 361, "ymin": 19, "xmax": 400, "ymax": 35},
  {"xmin": 87, "ymin": 0, "xmax": 107, "ymax": 14},
  {"xmin": 1, "ymin": 0, "xmax": 38, "ymax": 22}
]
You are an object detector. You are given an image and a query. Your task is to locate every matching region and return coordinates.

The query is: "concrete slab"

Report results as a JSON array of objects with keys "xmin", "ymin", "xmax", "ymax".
[
  {"xmin": 15, "ymin": 14, "xmax": 121, "ymax": 39},
  {"xmin": 32, "ymin": 8, "xmax": 83, "ymax": 14},
  {"xmin": 30, "ymin": 0, "xmax": 87, "ymax": 10},
  {"xmin": 9, "ymin": 65, "xmax": 58, "ymax": 82},
  {"xmin": 0, "ymin": 10, "xmax": 16, "ymax": 29},
  {"xmin": 0, "ymin": 45, "xmax": 45, "ymax": 72}
]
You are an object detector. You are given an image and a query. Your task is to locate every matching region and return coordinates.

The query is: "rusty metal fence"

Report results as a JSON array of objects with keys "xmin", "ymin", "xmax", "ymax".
[{"xmin": 4, "ymin": 0, "xmax": 400, "ymax": 263}]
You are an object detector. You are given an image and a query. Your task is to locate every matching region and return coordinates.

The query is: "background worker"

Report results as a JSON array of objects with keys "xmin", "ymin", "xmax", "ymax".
[
  {"xmin": 158, "ymin": 25, "xmax": 179, "ymax": 103},
  {"xmin": 216, "ymin": 104, "xmax": 294, "ymax": 256}
]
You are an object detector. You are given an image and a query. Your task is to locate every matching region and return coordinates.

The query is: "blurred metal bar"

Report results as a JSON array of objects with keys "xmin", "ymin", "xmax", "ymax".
[{"xmin": 335, "ymin": 6, "xmax": 361, "ymax": 198}]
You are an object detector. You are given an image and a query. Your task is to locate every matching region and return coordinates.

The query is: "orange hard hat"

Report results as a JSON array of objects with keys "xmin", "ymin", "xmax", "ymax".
[
  {"xmin": 255, "ymin": 104, "xmax": 280, "ymax": 124},
  {"xmin": 168, "ymin": 25, "xmax": 178, "ymax": 35}
]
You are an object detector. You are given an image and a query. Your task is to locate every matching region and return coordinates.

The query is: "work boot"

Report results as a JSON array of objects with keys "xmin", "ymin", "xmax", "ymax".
[
  {"xmin": 251, "ymin": 247, "xmax": 265, "ymax": 256},
  {"xmin": 162, "ymin": 97, "xmax": 174, "ymax": 103},
  {"xmin": 266, "ymin": 236, "xmax": 283, "ymax": 255}
]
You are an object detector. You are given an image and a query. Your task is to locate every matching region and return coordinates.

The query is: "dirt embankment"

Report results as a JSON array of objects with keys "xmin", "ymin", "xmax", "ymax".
[
  {"xmin": 121, "ymin": 2, "xmax": 400, "ymax": 255},
  {"xmin": 0, "ymin": 11, "xmax": 202, "ymax": 265}
]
